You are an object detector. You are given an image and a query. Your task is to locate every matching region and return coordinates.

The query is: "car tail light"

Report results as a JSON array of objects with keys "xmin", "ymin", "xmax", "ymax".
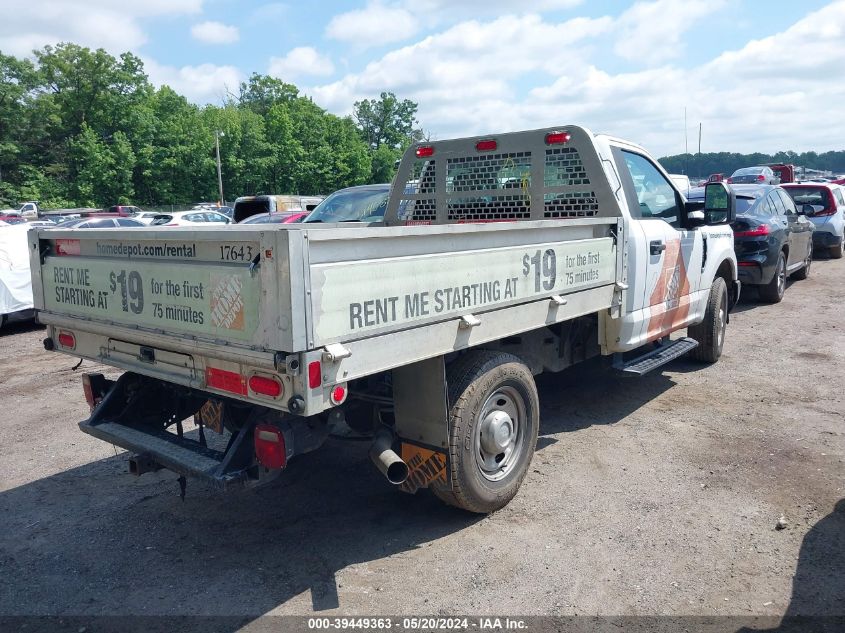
[
  {"xmin": 738, "ymin": 261, "xmax": 757, "ymax": 267},
  {"xmin": 254, "ymin": 424, "xmax": 286, "ymax": 470},
  {"xmin": 757, "ymin": 174, "xmax": 765, "ymax": 182},
  {"xmin": 727, "ymin": 177, "xmax": 734, "ymax": 183},
  {"xmin": 57, "ymin": 331, "xmax": 76, "ymax": 349},
  {"xmin": 308, "ymin": 360, "xmax": 322, "ymax": 389},
  {"xmin": 734, "ymin": 224, "xmax": 769, "ymax": 237},
  {"xmin": 545, "ymin": 131, "xmax": 571, "ymax": 145},
  {"xmin": 330, "ymin": 384, "xmax": 348, "ymax": 405},
  {"xmin": 415, "ymin": 146, "xmax": 434, "ymax": 158},
  {"xmin": 248, "ymin": 375, "xmax": 283, "ymax": 398},
  {"xmin": 475, "ymin": 139, "xmax": 497, "ymax": 152},
  {"xmin": 81, "ymin": 373, "xmax": 97, "ymax": 410}
]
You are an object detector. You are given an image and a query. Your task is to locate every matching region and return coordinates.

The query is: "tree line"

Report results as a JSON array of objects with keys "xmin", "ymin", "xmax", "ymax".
[
  {"xmin": 0, "ymin": 43, "xmax": 422, "ymax": 209},
  {"xmin": 659, "ymin": 150, "xmax": 845, "ymax": 179}
]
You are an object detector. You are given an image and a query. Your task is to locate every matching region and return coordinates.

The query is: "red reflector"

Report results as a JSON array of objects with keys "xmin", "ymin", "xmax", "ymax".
[
  {"xmin": 545, "ymin": 131, "xmax": 571, "ymax": 145},
  {"xmin": 308, "ymin": 360, "xmax": 322, "ymax": 389},
  {"xmin": 415, "ymin": 145, "xmax": 434, "ymax": 158},
  {"xmin": 738, "ymin": 261, "xmax": 757, "ymax": 267},
  {"xmin": 254, "ymin": 424, "xmax": 286, "ymax": 470},
  {"xmin": 58, "ymin": 331, "xmax": 76, "ymax": 349},
  {"xmin": 475, "ymin": 139, "xmax": 497, "ymax": 152},
  {"xmin": 248, "ymin": 375, "xmax": 283, "ymax": 398},
  {"xmin": 734, "ymin": 225, "xmax": 769, "ymax": 237},
  {"xmin": 206, "ymin": 367, "xmax": 247, "ymax": 396},
  {"xmin": 330, "ymin": 384, "xmax": 347, "ymax": 405},
  {"xmin": 55, "ymin": 239, "xmax": 80, "ymax": 256}
]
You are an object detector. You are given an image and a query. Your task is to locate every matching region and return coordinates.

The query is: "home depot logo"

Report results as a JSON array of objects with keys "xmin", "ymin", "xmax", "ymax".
[{"xmin": 210, "ymin": 274, "xmax": 245, "ymax": 330}]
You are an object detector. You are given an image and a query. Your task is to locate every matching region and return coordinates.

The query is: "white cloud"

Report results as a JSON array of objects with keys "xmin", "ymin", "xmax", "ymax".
[
  {"xmin": 0, "ymin": 0, "xmax": 201, "ymax": 56},
  {"xmin": 326, "ymin": 2, "xmax": 419, "ymax": 48},
  {"xmin": 143, "ymin": 58, "xmax": 242, "ymax": 104},
  {"xmin": 269, "ymin": 47, "xmax": 335, "ymax": 79},
  {"xmin": 191, "ymin": 21, "xmax": 240, "ymax": 45},
  {"xmin": 305, "ymin": 1, "xmax": 845, "ymax": 156},
  {"xmin": 613, "ymin": 0, "xmax": 727, "ymax": 65}
]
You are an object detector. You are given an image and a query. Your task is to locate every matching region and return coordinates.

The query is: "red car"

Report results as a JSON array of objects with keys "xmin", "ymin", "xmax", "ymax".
[{"xmin": 0, "ymin": 214, "xmax": 26, "ymax": 224}]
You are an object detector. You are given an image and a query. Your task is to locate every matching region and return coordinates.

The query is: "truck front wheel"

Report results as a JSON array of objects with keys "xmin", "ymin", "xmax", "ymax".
[
  {"xmin": 432, "ymin": 351, "xmax": 539, "ymax": 513},
  {"xmin": 688, "ymin": 276, "xmax": 728, "ymax": 363}
]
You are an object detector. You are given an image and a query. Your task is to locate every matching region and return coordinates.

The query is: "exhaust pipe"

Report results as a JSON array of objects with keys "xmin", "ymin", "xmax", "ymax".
[{"xmin": 369, "ymin": 428, "xmax": 409, "ymax": 485}]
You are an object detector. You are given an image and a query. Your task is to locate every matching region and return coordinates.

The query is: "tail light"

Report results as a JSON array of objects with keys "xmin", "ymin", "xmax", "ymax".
[
  {"xmin": 248, "ymin": 374, "xmax": 283, "ymax": 398},
  {"xmin": 727, "ymin": 177, "xmax": 734, "ymax": 183},
  {"xmin": 734, "ymin": 224, "xmax": 769, "ymax": 237},
  {"xmin": 475, "ymin": 139, "xmax": 497, "ymax": 152},
  {"xmin": 254, "ymin": 424, "xmax": 287, "ymax": 469},
  {"xmin": 738, "ymin": 261, "xmax": 757, "ymax": 267},
  {"xmin": 757, "ymin": 174, "xmax": 765, "ymax": 182},
  {"xmin": 330, "ymin": 384, "xmax": 348, "ymax": 405},
  {"xmin": 57, "ymin": 331, "xmax": 76, "ymax": 349},
  {"xmin": 415, "ymin": 146, "xmax": 434, "ymax": 158},
  {"xmin": 81, "ymin": 373, "xmax": 98, "ymax": 410}
]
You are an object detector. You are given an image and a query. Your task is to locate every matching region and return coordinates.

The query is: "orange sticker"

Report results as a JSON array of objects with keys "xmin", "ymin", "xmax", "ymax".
[{"xmin": 399, "ymin": 443, "xmax": 448, "ymax": 493}]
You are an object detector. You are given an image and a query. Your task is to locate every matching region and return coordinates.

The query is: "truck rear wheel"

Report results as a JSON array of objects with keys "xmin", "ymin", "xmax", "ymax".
[
  {"xmin": 688, "ymin": 276, "xmax": 727, "ymax": 363},
  {"xmin": 432, "ymin": 351, "xmax": 539, "ymax": 513}
]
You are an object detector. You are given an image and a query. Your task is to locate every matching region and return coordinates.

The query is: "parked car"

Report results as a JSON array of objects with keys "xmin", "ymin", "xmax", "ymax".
[
  {"xmin": 55, "ymin": 218, "xmax": 145, "ymax": 229},
  {"xmin": 689, "ymin": 184, "xmax": 813, "ymax": 302},
  {"xmin": 133, "ymin": 211, "xmax": 165, "ymax": 225},
  {"xmin": 233, "ymin": 194, "xmax": 324, "ymax": 223},
  {"xmin": 303, "ymin": 185, "xmax": 393, "ymax": 223},
  {"xmin": 150, "ymin": 210, "xmax": 231, "ymax": 226},
  {"xmin": 728, "ymin": 166, "xmax": 779, "ymax": 185},
  {"xmin": 707, "ymin": 173, "xmax": 727, "ymax": 183},
  {"xmin": 782, "ymin": 183, "xmax": 845, "ymax": 259},
  {"xmin": 238, "ymin": 211, "xmax": 308, "ymax": 225},
  {"xmin": 0, "ymin": 214, "xmax": 26, "ymax": 225},
  {"xmin": 106, "ymin": 205, "xmax": 142, "ymax": 217}
]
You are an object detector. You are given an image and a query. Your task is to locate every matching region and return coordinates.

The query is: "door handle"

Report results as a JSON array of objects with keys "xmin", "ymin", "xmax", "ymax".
[{"xmin": 649, "ymin": 240, "xmax": 666, "ymax": 255}]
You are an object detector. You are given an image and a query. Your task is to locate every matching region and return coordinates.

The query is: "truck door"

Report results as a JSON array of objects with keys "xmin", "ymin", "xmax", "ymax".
[{"xmin": 613, "ymin": 148, "xmax": 704, "ymax": 344}]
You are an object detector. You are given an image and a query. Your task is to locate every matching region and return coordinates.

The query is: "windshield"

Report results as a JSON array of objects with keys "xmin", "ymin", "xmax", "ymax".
[
  {"xmin": 733, "ymin": 167, "xmax": 764, "ymax": 176},
  {"xmin": 304, "ymin": 186, "xmax": 390, "ymax": 223}
]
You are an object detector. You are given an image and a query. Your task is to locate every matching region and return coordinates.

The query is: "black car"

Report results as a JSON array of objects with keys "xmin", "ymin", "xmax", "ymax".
[{"xmin": 689, "ymin": 184, "xmax": 813, "ymax": 303}]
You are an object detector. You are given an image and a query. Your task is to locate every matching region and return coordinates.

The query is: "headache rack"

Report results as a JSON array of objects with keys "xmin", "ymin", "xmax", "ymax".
[{"xmin": 384, "ymin": 125, "xmax": 622, "ymax": 226}]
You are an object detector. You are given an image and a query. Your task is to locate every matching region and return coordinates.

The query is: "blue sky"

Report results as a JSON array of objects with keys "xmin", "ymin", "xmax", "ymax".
[{"xmin": 3, "ymin": 0, "xmax": 844, "ymax": 156}]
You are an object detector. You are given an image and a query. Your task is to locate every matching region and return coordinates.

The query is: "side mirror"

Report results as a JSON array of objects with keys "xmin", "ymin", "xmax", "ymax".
[{"xmin": 703, "ymin": 182, "xmax": 736, "ymax": 225}]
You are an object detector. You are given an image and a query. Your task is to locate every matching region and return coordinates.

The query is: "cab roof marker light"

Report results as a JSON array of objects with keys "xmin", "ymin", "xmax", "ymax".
[
  {"xmin": 545, "ymin": 131, "xmax": 571, "ymax": 145},
  {"xmin": 415, "ymin": 146, "xmax": 434, "ymax": 158},
  {"xmin": 475, "ymin": 139, "xmax": 497, "ymax": 152}
]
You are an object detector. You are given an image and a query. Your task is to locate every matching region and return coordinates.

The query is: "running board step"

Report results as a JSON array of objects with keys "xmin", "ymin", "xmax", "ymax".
[{"xmin": 615, "ymin": 337, "xmax": 698, "ymax": 376}]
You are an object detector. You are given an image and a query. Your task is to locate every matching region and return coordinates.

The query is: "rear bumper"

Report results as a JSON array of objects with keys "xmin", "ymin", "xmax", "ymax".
[
  {"xmin": 813, "ymin": 231, "xmax": 841, "ymax": 249},
  {"xmin": 737, "ymin": 261, "xmax": 765, "ymax": 285}
]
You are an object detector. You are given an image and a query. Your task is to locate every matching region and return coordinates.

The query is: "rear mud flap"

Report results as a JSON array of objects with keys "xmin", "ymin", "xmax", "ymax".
[{"xmin": 392, "ymin": 357, "xmax": 451, "ymax": 493}]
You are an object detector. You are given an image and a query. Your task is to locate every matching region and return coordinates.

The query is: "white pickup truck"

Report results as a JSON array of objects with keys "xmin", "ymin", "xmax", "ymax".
[{"xmin": 29, "ymin": 125, "xmax": 739, "ymax": 512}]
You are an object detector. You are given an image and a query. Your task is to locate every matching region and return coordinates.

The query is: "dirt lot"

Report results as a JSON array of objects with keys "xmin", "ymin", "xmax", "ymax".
[{"xmin": 1, "ymin": 256, "xmax": 843, "ymax": 627}]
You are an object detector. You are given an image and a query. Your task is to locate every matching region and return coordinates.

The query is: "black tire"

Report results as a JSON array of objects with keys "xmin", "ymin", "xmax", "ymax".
[
  {"xmin": 688, "ymin": 277, "xmax": 728, "ymax": 363},
  {"xmin": 792, "ymin": 246, "xmax": 811, "ymax": 280},
  {"xmin": 0, "ymin": 314, "xmax": 6, "ymax": 330},
  {"xmin": 759, "ymin": 252, "xmax": 786, "ymax": 303},
  {"xmin": 829, "ymin": 238, "xmax": 844, "ymax": 259},
  {"xmin": 431, "ymin": 350, "xmax": 539, "ymax": 514}
]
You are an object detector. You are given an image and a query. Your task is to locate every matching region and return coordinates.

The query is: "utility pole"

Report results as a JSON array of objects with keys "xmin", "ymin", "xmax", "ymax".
[
  {"xmin": 215, "ymin": 130, "xmax": 225, "ymax": 206},
  {"xmin": 698, "ymin": 123, "xmax": 702, "ymax": 154}
]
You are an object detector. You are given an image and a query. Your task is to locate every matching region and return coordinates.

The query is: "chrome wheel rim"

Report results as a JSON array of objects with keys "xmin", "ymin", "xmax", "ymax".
[
  {"xmin": 716, "ymin": 294, "xmax": 727, "ymax": 349},
  {"xmin": 475, "ymin": 385, "xmax": 525, "ymax": 482},
  {"xmin": 777, "ymin": 258, "xmax": 786, "ymax": 296}
]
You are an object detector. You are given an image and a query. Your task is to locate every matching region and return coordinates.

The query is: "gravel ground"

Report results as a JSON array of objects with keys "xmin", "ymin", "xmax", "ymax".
[{"xmin": 0, "ymin": 256, "xmax": 842, "ymax": 626}]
